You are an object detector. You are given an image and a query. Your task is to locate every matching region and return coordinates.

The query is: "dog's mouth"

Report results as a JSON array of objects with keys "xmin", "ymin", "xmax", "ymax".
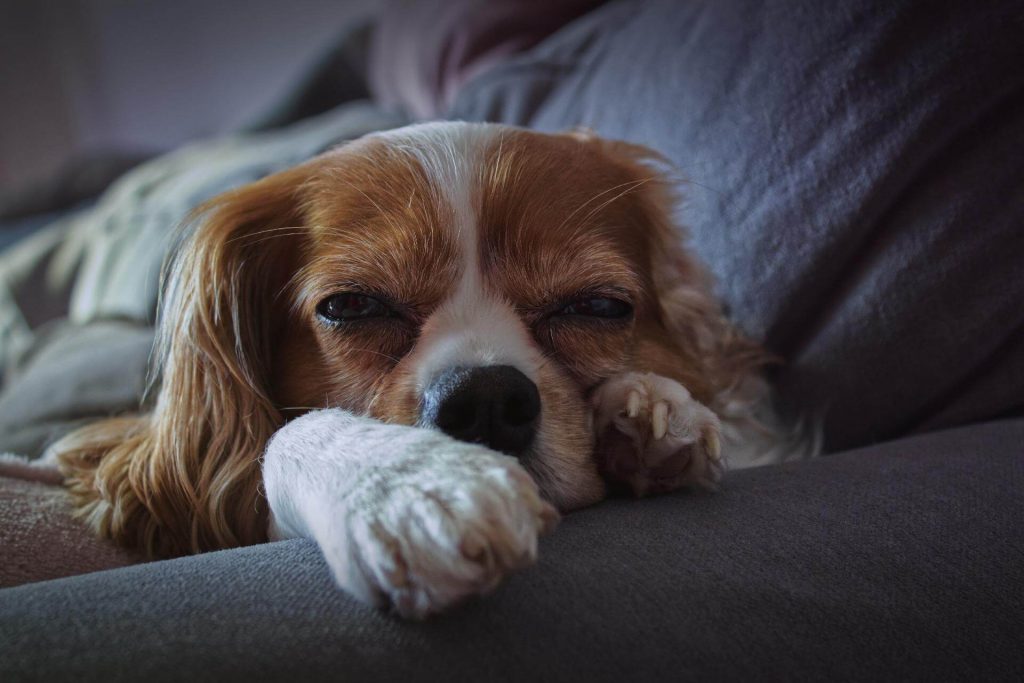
[
  {"xmin": 516, "ymin": 455, "xmax": 554, "ymax": 494},
  {"xmin": 515, "ymin": 445, "xmax": 609, "ymax": 512}
]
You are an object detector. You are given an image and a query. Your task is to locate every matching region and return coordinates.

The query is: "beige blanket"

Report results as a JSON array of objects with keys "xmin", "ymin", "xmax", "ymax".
[{"xmin": 0, "ymin": 454, "xmax": 143, "ymax": 587}]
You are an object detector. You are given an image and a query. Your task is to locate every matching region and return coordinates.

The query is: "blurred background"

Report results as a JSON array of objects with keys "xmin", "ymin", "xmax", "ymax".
[
  {"xmin": 0, "ymin": 0, "xmax": 1021, "ymax": 459},
  {"xmin": 0, "ymin": 0, "xmax": 376, "ymax": 196}
]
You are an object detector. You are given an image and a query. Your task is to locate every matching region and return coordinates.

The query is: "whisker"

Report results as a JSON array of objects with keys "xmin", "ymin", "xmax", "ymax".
[
  {"xmin": 350, "ymin": 347, "xmax": 404, "ymax": 364},
  {"xmin": 575, "ymin": 177, "xmax": 654, "ymax": 230},
  {"xmin": 659, "ymin": 173, "xmax": 724, "ymax": 197},
  {"xmin": 364, "ymin": 390, "xmax": 382, "ymax": 415},
  {"xmin": 236, "ymin": 231, "xmax": 308, "ymax": 248},
  {"xmin": 554, "ymin": 177, "xmax": 651, "ymax": 234},
  {"xmin": 227, "ymin": 225, "xmax": 304, "ymax": 245}
]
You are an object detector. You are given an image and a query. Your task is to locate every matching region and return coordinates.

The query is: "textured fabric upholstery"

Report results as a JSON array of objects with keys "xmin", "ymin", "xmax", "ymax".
[{"xmin": 3, "ymin": 420, "xmax": 1022, "ymax": 681}]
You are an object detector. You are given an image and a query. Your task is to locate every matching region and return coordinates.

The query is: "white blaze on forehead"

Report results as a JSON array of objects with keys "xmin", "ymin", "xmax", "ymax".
[{"xmin": 371, "ymin": 122, "xmax": 540, "ymax": 387}]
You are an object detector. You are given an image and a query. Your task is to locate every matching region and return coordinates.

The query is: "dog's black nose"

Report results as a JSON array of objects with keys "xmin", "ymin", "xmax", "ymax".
[{"xmin": 421, "ymin": 365, "xmax": 540, "ymax": 457}]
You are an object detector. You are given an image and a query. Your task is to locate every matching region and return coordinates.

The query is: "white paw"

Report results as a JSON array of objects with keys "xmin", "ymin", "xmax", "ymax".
[
  {"xmin": 591, "ymin": 372, "xmax": 723, "ymax": 495},
  {"xmin": 306, "ymin": 433, "xmax": 558, "ymax": 619}
]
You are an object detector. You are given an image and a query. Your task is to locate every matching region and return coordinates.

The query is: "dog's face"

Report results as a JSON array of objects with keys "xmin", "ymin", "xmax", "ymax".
[
  {"xmin": 186, "ymin": 123, "xmax": 719, "ymax": 512},
  {"xmin": 55, "ymin": 122, "xmax": 751, "ymax": 557}
]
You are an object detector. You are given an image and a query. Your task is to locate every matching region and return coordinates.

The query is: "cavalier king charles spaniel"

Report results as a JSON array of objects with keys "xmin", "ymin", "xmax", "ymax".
[{"xmin": 52, "ymin": 122, "xmax": 802, "ymax": 617}]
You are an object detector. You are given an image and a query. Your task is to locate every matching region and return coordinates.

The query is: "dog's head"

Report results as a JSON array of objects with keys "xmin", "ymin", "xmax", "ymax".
[{"xmin": 61, "ymin": 123, "xmax": 755, "ymax": 554}]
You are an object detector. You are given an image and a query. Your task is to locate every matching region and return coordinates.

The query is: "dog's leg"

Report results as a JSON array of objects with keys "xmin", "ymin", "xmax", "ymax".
[
  {"xmin": 262, "ymin": 409, "xmax": 557, "ymax": 619},
  {"xmin": 591, "ymin": 372, "xmax": 723, "ymax": 496}
]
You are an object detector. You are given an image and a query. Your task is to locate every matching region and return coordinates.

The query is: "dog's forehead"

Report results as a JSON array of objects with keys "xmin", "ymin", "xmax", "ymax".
[{"xmin": 301, "ymin": 124, "xmax": 648, "ymax": 304}]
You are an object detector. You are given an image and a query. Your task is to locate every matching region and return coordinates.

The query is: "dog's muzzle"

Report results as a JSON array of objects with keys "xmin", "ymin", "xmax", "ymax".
[{"xmin": 421, "ymin": 365, "xmax": 540, "ymax": 458}]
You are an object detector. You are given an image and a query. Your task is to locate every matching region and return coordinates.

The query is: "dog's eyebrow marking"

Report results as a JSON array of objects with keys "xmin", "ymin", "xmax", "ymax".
[
  {"xmin": 337, "ymin": 178, "xmax": 408, "ymax": 238},
  {"xmin": 555, "ymin": 177, "xmax": 653, "ymax": 235}
]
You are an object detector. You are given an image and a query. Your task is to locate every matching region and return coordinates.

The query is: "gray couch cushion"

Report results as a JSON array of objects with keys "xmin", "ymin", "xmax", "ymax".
[
  {"xmin": 3, "ymin": 419, "xmax": 1022, "ymax": 681},
  {"xmin": 450, "ymin": 0, "xmax": 1024, "ymax": 452}
]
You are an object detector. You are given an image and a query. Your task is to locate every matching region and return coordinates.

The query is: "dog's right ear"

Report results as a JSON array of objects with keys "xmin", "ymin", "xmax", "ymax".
[{"xmin": 53, "ymin": 162, "xmax": 316, "ymax": 557}]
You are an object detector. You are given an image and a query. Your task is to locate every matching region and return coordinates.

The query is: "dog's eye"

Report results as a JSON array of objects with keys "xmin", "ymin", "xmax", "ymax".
[
  {"xmin": 557, "ymin": 297, "xmax": 633, "ymax": 319},
  {"xmin": 317, "ymin": 293, "xmax": 392, "ymax": 323}
]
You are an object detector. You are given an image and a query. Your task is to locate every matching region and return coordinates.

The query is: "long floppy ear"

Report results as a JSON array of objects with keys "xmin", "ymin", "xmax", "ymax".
[
  {"xmin": 578, "ymin": 132, "xmax": 816, "ymax": 465},
  {"xmin": 570, "ymin": 129, "xmax": 771, "ymax": 407},
  {"xmin": 53, "ymin": 163, "xmax": 314, "ymax": 557}
]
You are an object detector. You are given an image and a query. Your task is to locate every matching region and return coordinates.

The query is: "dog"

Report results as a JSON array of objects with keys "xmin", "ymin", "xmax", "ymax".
[{"xmin": 52, "ymin": 122, "xmax": 800, "ymax": 617}]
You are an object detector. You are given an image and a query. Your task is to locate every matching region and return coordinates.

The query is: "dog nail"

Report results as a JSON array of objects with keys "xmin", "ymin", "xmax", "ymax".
[
  {"xmin": 626, "ymin": 390, "xmax": 641, "ymax": 418},
  {"xmin": 705, "ymin": 429, "xmax": 721, "ymax": 460},
  {"xmin": 652, "ymin": 401, "xmax": 668, "ymax": 439}
]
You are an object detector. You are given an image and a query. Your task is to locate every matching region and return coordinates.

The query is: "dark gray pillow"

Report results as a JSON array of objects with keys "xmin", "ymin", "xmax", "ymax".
[{"xmin": 449, "ymin": 0, "xmax": 1024, "ymax": 451}]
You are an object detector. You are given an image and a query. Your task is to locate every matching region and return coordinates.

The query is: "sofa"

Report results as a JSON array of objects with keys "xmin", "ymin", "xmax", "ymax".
[{"xmin": 2, "ymin": 0, "xmax": 1022, "ymax": 679}]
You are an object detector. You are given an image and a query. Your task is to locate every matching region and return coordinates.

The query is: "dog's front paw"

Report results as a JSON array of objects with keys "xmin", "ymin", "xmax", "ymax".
[
  {"xmin": 591, "ymin": 372, "xmax": 723, "ymax": 496},
  {"xmin": 322, "ymin": 443, "xmax": 558, "ymax": 619}
]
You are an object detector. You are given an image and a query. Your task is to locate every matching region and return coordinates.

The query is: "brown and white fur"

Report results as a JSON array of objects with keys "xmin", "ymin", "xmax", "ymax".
[{"xmin": 52, "ymin": 122, "xmax": 805, "ymax": 617}]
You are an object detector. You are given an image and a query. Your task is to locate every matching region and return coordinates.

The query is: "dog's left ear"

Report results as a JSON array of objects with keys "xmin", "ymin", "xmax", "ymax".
[{"xmin": 569, "ymin": 131, "xmax": 770, "ymax": 405}]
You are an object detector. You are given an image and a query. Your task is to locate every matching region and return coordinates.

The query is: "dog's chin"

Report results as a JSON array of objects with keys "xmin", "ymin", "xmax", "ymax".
[{"xmin": 518, "ymin": 449, "xmax": 606, "ymax": 512}]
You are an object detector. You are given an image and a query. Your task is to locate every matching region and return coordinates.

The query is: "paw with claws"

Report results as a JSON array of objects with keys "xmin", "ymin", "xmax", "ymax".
[{"xmin": 591, "ymin": 372, "xmax": 723, "ymax": 495}]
